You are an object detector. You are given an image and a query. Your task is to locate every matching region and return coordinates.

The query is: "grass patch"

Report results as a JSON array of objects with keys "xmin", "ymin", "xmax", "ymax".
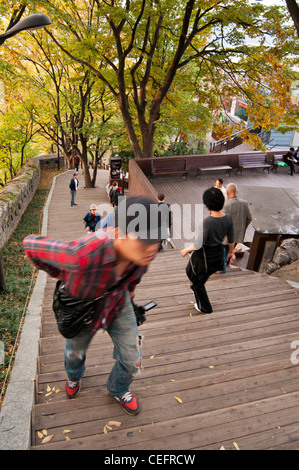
[{"xmin": 0, "ymin": 168, "xmax": 63, "ymax": 407}]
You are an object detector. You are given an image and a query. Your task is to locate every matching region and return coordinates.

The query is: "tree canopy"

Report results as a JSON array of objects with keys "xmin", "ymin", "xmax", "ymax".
[{"xmin": 0, "ymin": 0, "xmax": 298, "ymax": 184}]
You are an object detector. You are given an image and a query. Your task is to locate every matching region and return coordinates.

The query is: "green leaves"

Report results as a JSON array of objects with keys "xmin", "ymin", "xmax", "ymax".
[{"xmin": 0, "ymin": 0, "xmax": 297, "ymax": 161}]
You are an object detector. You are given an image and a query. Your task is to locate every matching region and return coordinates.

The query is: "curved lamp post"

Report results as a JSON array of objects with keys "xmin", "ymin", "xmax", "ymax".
[
  {"xmin": 0, "ymin": 13, "xmax": 51, "ymax": 46},
  {"xmin": 0, "ymin": 12, "xmax": 51, "ymax": 292}
]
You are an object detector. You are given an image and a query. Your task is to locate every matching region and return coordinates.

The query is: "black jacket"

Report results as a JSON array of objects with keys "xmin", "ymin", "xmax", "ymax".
[{"xmin": 69, "ymin": 178, "xmax": 79, "ymax": 191}]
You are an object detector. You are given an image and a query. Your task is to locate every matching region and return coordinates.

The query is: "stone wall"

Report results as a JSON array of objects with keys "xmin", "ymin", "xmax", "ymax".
[{"xmin": 0, "ymin": 154, "xmax": 62, "ymax": 249}]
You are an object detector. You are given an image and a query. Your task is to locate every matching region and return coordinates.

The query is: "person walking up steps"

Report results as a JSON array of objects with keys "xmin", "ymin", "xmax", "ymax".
[{"xmin": 23, "ymin": 195, "xmax": 167, "ymax": 416}]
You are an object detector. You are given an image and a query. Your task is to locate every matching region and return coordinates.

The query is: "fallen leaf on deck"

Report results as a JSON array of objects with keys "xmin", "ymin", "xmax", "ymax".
[
  {"xmin": 103, "ymin": 424, "xmax": 113, "ymax": 433},
  {"xmin": 41, "ymin": 434, "xmax": 54, "ymax": 444},
  {"xmin": 107, "ymin": 420, "xmax": 122, "ymax": 427},
  {"xmin": 220, "ymin": 445, "xmax": 225, "ymax": 450},
  {"xmin": 233, "ymin": 442, "xmax": 240, "ymax": 450},
  {"xmin": 150, "ymin": 355, "xmax": 155, "ymax": 359},
  {"xmin": 174, "ymin": 396, "xmax": 183, "ymax": 404},
  {"xmin": 208, "ymin": 365, "xmax": 214, "ymax": 369},
  {"xmin": 62, "ymin": 429, "xmax": 72, "ymax": 434}
]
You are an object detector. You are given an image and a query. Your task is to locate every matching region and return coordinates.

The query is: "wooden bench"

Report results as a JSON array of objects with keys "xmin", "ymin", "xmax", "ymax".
[
  {"xmin": 151, "ymin": 158, "xmax": 190, "ymax": 180},
  {"xmin": 236, "ymin": 153, "xmax": 271, "ymax": 175},
  {"xmin": 196, "ymin": 165, "xmax": 232, "ymax": 178},
  {"xmin": 272, "ymin": 154, "xmax": 288, "ymax": 173}
]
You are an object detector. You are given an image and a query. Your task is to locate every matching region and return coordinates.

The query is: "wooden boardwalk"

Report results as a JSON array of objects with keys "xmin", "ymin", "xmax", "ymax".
[{"xmin": 30, "ymin": 168, "xmax": 299, "ymax": 450}]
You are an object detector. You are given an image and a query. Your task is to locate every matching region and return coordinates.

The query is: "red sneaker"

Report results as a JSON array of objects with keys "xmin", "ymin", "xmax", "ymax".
[
  {"xmin": 65, "ymin": 379, "xmax": 81, "ymax": 399},
  {"xmin": 114, "ymin": 391, "xmax": 140, "ymax": 415}
]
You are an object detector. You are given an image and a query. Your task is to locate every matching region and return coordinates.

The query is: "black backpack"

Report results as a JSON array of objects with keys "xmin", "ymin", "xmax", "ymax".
[{"xmin": 113, "ymin": 188, "xmax": 122, "ymax": 206}]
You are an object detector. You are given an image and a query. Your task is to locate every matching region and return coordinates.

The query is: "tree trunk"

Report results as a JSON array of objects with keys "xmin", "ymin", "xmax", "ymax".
[
  {"xmin": 142, "ymin": 123, "xmax": 155, "ymax": 158},
  {"xmin": 117, "ymin": 92, "xmax": 144, "ymax": 159},
  {"xmin": 79, "ymin": 135, "xmax": 93, "ymax": 188},
  {"xmin": 285, "ymin": 0, "xmax": 299, "ymax": 38}
]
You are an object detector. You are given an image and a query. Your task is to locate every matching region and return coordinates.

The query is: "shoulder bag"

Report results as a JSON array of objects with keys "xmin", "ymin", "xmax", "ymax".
[{"xmin": 53, "ymin": 266, "xmax": 137, "ymax": 338}]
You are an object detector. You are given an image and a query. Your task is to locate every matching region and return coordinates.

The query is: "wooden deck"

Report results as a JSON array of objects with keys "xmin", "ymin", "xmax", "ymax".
[
  {"xmin": 29, "ymin": 168, "xmax": 299, "ymax": 450},
  {"xmin": 31, "ymin": 250, "xmax": 299, "ymax": 450}
]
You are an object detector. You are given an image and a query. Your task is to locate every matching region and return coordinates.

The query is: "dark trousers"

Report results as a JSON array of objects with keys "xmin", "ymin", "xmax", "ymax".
[
  {"xmin": 287, "ymin": 161, "xmax": 295, "ymax": 175},
  {"xmin": 187, "ymin": 245, "xmax": 223, "ymax": 313}
]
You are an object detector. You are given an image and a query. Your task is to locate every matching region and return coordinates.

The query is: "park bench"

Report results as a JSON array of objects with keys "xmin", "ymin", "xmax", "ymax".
[
  {"xmin": 236, "ymin": 153, "xmax": 271, "ymax": 175},
  {"xmin": 196, "ymin": 165, "xmax": 232, "ymax": 178},
  {"xmin": 271, "ymin": 154, "xmax": 288, "ymax": 173},
  {"xmin": 151, "ymin": 158, "xmax": 190, "ymax": 180}
]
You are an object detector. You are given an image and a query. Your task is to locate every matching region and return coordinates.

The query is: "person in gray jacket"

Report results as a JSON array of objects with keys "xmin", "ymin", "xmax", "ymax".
[
  {"xmin": 221, "ymin": 183, "xmax": 252, "ymax": 272},
  {"xmin": 224, "ymin": 183, "xmax": 252, "ymax": 242}
]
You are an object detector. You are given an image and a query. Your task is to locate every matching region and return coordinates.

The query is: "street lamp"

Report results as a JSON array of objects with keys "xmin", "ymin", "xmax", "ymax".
[
  {"xmin": 0, "ymin": 12, "xmax": 51, "ymax": 292},
  {"xmin": 0, "ymin": 13, "xmax": 51, "ymax": 46}
]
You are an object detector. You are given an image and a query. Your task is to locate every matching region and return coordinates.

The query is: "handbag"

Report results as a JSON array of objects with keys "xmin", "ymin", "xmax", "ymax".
[
  {"xmin": 186, "ymin": 245, "xmax": 225, "ymax": 283},
  {"xmin": 53, "ymin": 266, "xmax": 138, "ymax": 339},
  {"xmin": 53, "ymin": 281, "xmax": 104, "ymax": 338}
]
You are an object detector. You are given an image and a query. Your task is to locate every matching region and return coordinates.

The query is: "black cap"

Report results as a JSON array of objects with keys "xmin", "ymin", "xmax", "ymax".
[{"xmin": 115, "ymin": 195, "xmax": 168, "ymax": 245}]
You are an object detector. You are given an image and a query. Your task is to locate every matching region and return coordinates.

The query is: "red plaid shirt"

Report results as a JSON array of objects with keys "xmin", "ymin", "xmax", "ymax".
[{"xmin": 23, "ymin": 231, "xmax": 148, "ymax": 332}]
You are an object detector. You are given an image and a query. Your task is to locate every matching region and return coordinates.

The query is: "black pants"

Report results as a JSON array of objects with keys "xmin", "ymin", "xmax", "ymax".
[
  {"xmin": 186, "ymin": 245, "xmax": 223, "ymax": 313},
  {"xmin": 287, "ymin": 161, "xmax": 295, "ymax": 175}
]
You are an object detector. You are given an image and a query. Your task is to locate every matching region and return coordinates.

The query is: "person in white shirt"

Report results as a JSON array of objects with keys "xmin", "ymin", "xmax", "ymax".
[{"xmin": 215, "ymin": 178, "xmax": 226, "ymax": 200}]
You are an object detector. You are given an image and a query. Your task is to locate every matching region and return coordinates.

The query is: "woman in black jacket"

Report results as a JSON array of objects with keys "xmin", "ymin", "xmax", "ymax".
[{"xmin": 181, "ymin": 187, "xmax": 234, "ymax": 314}]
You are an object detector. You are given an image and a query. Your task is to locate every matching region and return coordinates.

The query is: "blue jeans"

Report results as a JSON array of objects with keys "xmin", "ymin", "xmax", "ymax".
[
  {"xmin": 64, "ymin": 291, "xmax": 142, "ymax": 397},
  {"xmin": 70, "ymin": 190, "xmax": 76, "ymax": 206},
  {"xmin": 219, "ymin": 245, "xmax": 228, "ymax": 274}
]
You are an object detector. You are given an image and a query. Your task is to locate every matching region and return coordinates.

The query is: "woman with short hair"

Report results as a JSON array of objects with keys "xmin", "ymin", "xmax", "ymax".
[{"xmin": 181, "ymin": 187, "xmax": 234, "ymax": 314}]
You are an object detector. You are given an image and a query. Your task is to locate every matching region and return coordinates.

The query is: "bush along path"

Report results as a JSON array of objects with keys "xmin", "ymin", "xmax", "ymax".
[{"xmin": 0, "ymin": 169, "xmax": 63, "ymax": 408}]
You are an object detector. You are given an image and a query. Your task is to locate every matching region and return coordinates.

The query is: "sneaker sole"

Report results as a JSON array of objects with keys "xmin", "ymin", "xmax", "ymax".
[
  {"xmin": 121, "ymin": 404, "xmax": 140, "ymax": 416},
  {"xmin": 113, "ymin": 396, "xmax": 140, "ymax": 416}
]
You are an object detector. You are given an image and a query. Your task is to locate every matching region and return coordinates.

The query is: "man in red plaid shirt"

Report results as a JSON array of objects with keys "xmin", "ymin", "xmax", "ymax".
[{"xmin": 23, "ymin": 195, "xmax": 166, "ymax": 415}]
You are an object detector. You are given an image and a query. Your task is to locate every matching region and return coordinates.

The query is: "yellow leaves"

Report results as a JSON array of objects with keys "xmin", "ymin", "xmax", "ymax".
[
  {"xmin": 38, "ymin": 428, "xmax": 73, "ymax": 444},
  {"xmin": 173, "ymin": 396, "xmax": 183, "ymax": 404},
  {"xmin": 103, "ymin": 420, "xmax": 122, "ymax": 434},
  {"xmin": 41, "ymin": 434, "xmax": 54, "ymax": 444},
  {"xmin": 37, "ymin": 429, "xmax": 54, "ymax": 444},
  {"xmin": 220, "ymin": 441, "xmax": 240, "ymax": 450},
  {"xmin": 43, "ymin": 384, "xmax": 60, "ymax": 398}
]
